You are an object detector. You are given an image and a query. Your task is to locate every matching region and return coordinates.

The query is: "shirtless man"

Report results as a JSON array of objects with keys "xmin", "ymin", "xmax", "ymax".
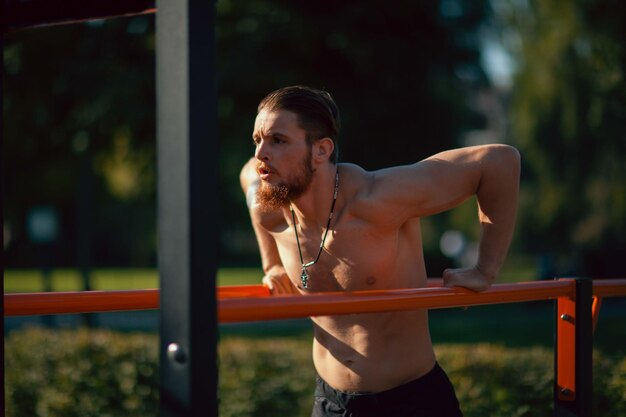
[{"xmin": 240, "ymin": 86, "xmax": 520, "ymax": 417}]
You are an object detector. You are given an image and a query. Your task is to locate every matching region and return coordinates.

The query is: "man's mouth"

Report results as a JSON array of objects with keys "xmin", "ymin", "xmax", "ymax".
[{"xmin": 258, "ymin": 164, "xmax": 273, "ymax": 178}]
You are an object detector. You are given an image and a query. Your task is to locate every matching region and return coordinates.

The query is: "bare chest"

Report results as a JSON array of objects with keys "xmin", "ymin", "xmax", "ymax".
[{"xmin": 273, "ymin": 218, "xmax": 400, "ymax": 292}]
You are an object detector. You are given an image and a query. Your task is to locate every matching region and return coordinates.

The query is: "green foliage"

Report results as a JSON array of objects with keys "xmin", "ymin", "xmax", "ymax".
[
  {"xmin": 5, "ymin": 328, "xmax": 626, "ymax": 417},
  {"xmin": 5, "ymin": 328, "xmax": 159, "ymax": 417},
  {"xmin": 3, "ymin": 17, "xmax": 157, "ymax": 267},
  {"xmin": 439, "ymin": 344, "xmax": 553, "ymax": 417},
  {"xmin": 593, "ymin": 349, "xmax": 626, "ymax": 415},
  {"xmin": 440, "ymin": 344, "xmax": 626, "ymax": 416},
  {"xmin": 219, "ymin": 337, "xmax": 314, "ymax": 417},
  {"xmin": 493, "ymin": 0, "xmax": 626, "ymax": 276}
]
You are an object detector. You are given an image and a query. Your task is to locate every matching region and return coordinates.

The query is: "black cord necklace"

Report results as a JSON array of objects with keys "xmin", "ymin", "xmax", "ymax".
[{"xmin": 290, "ymin": 170, "xmax": 339, "ymax": 289}]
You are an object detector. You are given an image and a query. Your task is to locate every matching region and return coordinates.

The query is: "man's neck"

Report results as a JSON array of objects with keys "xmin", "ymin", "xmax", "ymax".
[{"xmin": 288, "ymin": 164, "xmax": 339, "ymax": 230}]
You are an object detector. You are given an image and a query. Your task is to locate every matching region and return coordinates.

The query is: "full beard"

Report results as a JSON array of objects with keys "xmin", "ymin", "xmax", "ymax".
[{"xmin": 256, "ymin": 151, "xmax": 314, "ymax": 212}]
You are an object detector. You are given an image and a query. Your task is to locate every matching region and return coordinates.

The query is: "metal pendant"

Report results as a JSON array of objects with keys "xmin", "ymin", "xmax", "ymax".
[{"xmin": 300, "ymin": 267, "xmax": 309, "ymax": 289}]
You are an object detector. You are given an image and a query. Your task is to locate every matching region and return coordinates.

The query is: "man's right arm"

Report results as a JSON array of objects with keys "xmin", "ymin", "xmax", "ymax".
[{"xmin": 240, "ymin": 158, "xmax": 298, "ymax": 295}]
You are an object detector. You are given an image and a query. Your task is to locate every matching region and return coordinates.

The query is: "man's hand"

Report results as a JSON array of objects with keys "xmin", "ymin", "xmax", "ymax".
[
  {"xmin": 262, "ymin": 265, "xmax": 299, "ymax": 295},
  {"xmin": 443, "ymin": 266, "xmax": 494, "ymax": 292}
]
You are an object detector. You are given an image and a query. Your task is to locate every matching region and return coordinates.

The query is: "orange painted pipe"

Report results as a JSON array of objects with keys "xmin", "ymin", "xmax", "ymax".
[
  {"xmin": 218, "ymin": 284, "xmax": 271, "ymax": 299},
  {"xmin": 4, "ymin": 285, "xmax": 270, "ymax": 317},
  {"xmin": 4, "ymin": 281, "xmax": 437, "ymax": 316},
  {"xmin": 5, "ymin": 279, "xmax": 626, "ymax": 322},
  {"xmin": 593, "ymin": 279, "xmax": 626, "ymax": 297},
  {"xmin": 4, "ymin": 289, "xmax": 159, "ymax": 317},
  {"xmin": 218, "ymin": 280, "xmax": 576, "ymax": 323}
]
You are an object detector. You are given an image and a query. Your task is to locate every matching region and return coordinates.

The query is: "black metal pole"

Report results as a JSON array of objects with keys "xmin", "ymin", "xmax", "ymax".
[
  {"xmin": 0, "ymin": 5, "xmax": 6, "ymax": 411},
  {"xmin": 574, "ymin": 278, "xmax": 593, "ymax": 416},
  {"xmin": 156, "ymin": 1, "xmax": 218, "ymax": 416}
]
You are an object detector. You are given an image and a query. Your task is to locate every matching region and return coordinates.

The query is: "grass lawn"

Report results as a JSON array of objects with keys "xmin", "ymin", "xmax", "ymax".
[{"xmin": 3, "ymin": 267, "xmax": 264, "ymax": 292}]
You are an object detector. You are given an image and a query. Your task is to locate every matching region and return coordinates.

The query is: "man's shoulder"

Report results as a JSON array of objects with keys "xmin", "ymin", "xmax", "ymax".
[
  {"xmin": 339, "ymin": 162, "xmax": 428, "ymax": 228},
  {"xmin": 339, "ymin": 163, "xmax": 393, "ymax": 222},
  {"xmin": 338, "ymin": 163, "xmax": 375, "ymax": 204},
  {"xmin": 338, "ymin": 163, "xmax": 373, "ymax": 191},
  {"xmin": 339, "ymin": 162, "xmax": 403, "ymax": 200}
]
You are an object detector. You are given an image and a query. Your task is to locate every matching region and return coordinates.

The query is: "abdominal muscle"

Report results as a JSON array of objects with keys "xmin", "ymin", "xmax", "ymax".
[
  {"xmin": 311, "ymin": 308, "xmax": 436, "ymax": 393},
  {"xmin": 307, "ymin": 218, "xmax": 436, "ymax": 392}
]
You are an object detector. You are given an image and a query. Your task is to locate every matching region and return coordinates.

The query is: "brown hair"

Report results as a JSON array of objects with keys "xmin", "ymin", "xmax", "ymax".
[{"xmin": 257, "ymin": 86, "xmax": 340, "ymax": 163}]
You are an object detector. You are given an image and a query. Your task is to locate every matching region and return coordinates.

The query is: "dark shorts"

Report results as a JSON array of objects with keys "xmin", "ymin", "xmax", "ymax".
[{"xmin": 312, "ymin": 362, "xmax": 463, "ymax": 417}]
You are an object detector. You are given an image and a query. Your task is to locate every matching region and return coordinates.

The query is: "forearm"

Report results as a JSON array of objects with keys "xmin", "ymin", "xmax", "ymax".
[
  {"xmin": 241, "ymin": 157, "xmax": 296, "ymax": 293},
  {"xmin": 251, "ymin": 216, "xmax": 283, "ymax": 273},
  {"xmin": 475, "ymin": 146, "xmax": 520, "ymax": 280},
  {"xmin": 242, "ymin": 157, "xmax": 281, "ymax": 271}
]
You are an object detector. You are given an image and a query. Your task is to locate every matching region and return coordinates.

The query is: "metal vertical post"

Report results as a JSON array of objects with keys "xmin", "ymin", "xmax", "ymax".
[
  {"xmin": 574, "ymin": 278, "xmax": 593, "ymax": 416},
  {"xmin": 555, "ymin": 278, "xmax": 593, "ymax": 417},
  {"xmin": 156, "ymin": 1, "xmax": 218, "ymax": 416},
  {"xmin": 1, "ymin": 5, "xmax": 5, "ymax": 411}
]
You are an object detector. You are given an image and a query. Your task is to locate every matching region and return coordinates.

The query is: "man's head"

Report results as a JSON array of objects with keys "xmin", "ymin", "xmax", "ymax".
[
  {"xmin": 257, "ymin": 85, "xmax": 340, "ymax": 164},
  {"xmin": 253, "ymin": 86, "xmax": 340, "ymax": 211}
]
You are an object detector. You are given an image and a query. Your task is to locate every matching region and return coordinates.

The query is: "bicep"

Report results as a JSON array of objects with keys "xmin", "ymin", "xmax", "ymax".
[
  {"xmin": 411, "ymin": 151, "xmax": 483, "ymax": 216},
  {"xmin": 373, "ymin": 146, "xmax": 499, "ymax": 219}
]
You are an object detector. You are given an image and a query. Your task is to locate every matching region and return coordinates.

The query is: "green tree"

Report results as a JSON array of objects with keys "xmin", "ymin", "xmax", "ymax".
[
  {"xmin": 3, "ymin": 17, "xmax": 157, "ymax": 267},
  {"xmin": 494, "ymin": 0, "xmax": 626, "ymax": 277}
]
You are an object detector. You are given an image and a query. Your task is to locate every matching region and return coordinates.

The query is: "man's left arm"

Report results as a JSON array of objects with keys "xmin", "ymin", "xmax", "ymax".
[
  {"xmin": 442, "ymin": 145, "xmax": 520, "ymax": 291},
  {"xmin": 240, "ymin": 158, "xmax": 299, "ymax": 295}
]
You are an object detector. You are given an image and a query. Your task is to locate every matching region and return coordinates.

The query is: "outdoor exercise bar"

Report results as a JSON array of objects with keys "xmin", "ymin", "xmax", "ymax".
[
  {"xmin": 4, "ymin": 284, "xmax": 267, "ymax": 316},
  {"xmin": 5, "ymin": 278, "xmax": 626, "ymax": 322},
  {"xmin": 4, "ymin": 277, "xmax": 626, "ymax": 416}
]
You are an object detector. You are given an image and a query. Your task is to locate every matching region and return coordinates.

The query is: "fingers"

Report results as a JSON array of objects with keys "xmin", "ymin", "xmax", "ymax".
[
  {"xmin": 262, "ymin": 273, "xmax": 298, "ymax": 295},
  {"xmin": 443, "ymin": 267, "xmax": 492, "ymax": 292},
  {"xmin": 442, "ymin": 268, "xmax": 461, "ymax": 288},
  {"xmin": 262, "ymin": 275, "xmax": 274, "ymax": 292},
  {"xmin": 273, "ymin": 277, "xmax": 289, "ymax": 294}
]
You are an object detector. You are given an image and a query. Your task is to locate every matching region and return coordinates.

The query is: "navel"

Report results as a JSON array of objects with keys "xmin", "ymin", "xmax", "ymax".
[{"xmin": 365, "ymin": 276, "xmax": 377, "ymax": 286}]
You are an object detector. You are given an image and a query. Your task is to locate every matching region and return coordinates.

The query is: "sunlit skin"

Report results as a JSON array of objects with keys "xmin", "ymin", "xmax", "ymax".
[{"xmin": 241, "ymin": 109, "xmax": 520, "ymax": 392}]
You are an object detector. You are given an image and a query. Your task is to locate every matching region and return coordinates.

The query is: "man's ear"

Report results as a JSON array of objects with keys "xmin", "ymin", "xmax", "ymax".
[{"xmin": 313, "ymin": 137, "xmax": 335, "ymax": 163}]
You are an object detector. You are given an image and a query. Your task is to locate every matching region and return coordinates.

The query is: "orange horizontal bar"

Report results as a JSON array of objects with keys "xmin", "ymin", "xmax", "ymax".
[
  {"xmin": 218, "ymin": 280, "xmax": 575, "ymax": 323},
  {"xmin": 593, "ymin": 279, "xmax": 626, "ymax": 298},
  {"xmin": 4, "ymin": 289, "xmax": 159, "ymax": 317},
  {"xmin": 5, "ymin": 279, "xmax": 626, "ymax": 322},
  {"xmin": 4, "ymin": 285, "xmax": 270, "ymax": 317},
  {"xmin": 217, "ymin": 284, "xmax": 270, "ymax": 299},
  {"xmin": 4, "ymin": 282, "xmax": 442, "ymax": 316}
]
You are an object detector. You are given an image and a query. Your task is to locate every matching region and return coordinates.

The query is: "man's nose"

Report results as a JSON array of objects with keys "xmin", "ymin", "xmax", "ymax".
[{"xmin": 255, "ymin": 141, "xmax": 270, "ymax": 161}]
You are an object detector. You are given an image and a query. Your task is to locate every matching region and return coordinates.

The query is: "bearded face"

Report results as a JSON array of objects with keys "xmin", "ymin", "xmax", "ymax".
[{"xmin": 256, "ymin": 147, "xmax": 314, "ymax": 212}]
